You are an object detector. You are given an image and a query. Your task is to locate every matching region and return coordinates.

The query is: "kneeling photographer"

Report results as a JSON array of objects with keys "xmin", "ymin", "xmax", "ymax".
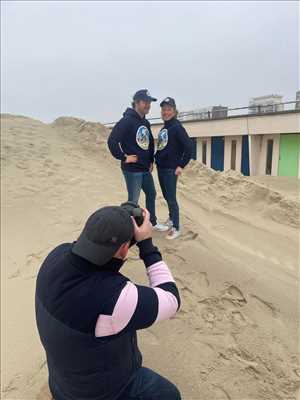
[{"xmin": 35, "ymin": 202, "xmax": 181, "ymax": 400}]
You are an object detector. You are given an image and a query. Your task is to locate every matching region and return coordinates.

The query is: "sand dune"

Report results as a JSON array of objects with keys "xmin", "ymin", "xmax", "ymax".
[{"xmin": 1, "ymin": 114, "xmax": 299, "ymax": 400}]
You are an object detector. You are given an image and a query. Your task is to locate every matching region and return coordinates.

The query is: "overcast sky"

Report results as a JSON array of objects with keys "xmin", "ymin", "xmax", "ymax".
[{"xmin": 1, "ymin": 1, "xmax": 299, "ymax": 123}]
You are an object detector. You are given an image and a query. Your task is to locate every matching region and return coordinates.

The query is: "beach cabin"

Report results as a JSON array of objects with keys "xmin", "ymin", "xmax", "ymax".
[
  {"xmin": 150, "ymin": 106, "xmax": 300, "ymax": 178},
  {"xmin": 105, "ymin": 96, "xmax": 300, "ymax": 178}
]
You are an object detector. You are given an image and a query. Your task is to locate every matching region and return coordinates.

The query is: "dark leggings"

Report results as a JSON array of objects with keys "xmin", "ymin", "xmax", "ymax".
[{"xmin": 157, "ymin": 168, "xmax": 179, "ymax": 230}]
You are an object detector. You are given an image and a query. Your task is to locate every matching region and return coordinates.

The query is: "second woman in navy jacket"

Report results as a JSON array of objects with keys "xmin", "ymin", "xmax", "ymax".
[{"xmin": 155, "ymin": 97, "xmax": 192, "ymax": 240}]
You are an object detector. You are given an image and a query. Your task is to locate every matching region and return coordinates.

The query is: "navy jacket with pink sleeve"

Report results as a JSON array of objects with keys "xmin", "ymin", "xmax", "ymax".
[{"xmin": 35, "ymin": 238, "xmax": 180, "ymax": 400}]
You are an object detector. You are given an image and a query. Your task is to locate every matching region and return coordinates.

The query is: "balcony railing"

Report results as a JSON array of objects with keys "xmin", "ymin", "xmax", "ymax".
[{"xmin": 104, "ymin": 100, "xmax": 299, "ymax": 128}]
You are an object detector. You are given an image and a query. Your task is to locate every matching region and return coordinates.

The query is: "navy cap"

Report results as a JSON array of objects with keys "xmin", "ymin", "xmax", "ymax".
[
  {"xmin": 72, "ymin": 206, "xmax": 134, "ymax": 266},
  {"xmin": 133, "ymin": 89, "xmax": 157, "ymax": 102},
  {"xmin": 160, "ymin": 97, "xmax": 176, "ymax": 108}
]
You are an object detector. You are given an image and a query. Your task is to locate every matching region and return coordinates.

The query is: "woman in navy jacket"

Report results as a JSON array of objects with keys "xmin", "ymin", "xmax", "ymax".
[
  {"xmin": 108, "ymin": 89, "xmax": 168, "ymax": 232},
  {"xmin": 155, "ymin": 97, "xmax": 192, "ymax": 240}
]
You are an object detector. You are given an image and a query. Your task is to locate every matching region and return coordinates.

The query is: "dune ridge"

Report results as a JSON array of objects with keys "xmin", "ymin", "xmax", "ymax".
[{"xmin": 1, "ymin": 114, "xmax": 299, "ymax": 400}]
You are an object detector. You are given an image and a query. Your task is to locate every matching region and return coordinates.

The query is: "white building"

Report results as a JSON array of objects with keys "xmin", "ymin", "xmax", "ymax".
[
  {"xmin": 249, "ymin": 94, "xmax": 284, "ymax": 114},
  {"xmin": 178, "ymin": 106, "xmax": 228, "ymax": 121},
  {"xmin": 296, "ymin": 91, "xmax": 300, "ymax": 110}
]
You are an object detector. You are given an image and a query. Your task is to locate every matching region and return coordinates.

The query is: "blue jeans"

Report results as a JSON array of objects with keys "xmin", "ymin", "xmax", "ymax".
[
  {"xmin": 122, "ymin": 170, "xmax": 157, "ymax": 226},
  {"xmin": 117, "ymin": 367, "xmax": 181, "ymax": 400},
  {"xmin": 157, "ymin": 168, "xmax": 179, "ymax": 230}
]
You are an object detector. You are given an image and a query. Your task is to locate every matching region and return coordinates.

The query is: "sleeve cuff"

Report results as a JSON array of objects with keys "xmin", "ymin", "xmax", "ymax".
[{"xmin": 137, "ymin": 238, "xmax": 162, "ymax": 267}]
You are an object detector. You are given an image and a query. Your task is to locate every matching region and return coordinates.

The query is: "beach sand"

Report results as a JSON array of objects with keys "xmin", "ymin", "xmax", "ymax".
[{"xmin": 1, "ymin": 114, "xmax": 300, "ymax": 399}]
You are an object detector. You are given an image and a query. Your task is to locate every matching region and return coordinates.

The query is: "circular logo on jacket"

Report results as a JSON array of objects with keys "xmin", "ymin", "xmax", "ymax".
[
  {"xmin": 136, "ymin": 125, "xmax": 150, "ymax": 150},
  {"xmin": 157, "ymin": 128, "xmax": 168, "ymax": 151}
]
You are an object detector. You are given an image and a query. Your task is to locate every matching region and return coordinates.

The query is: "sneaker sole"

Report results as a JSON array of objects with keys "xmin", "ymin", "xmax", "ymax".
[
  {"xmin": 166, "ymin": 234, "xmax": 181, "ymax": 240},
  {"xmin": 154, "ymin": 227, "xmax": 170, "ymax": 232}
]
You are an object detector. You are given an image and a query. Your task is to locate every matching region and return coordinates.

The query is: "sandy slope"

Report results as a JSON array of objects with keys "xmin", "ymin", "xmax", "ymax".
[{"xmin": 1, "ymin": 114, "xmax": 300, "ymax": 400}]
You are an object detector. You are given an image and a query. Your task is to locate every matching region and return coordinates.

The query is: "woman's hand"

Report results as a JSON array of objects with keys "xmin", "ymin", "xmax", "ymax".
[
  {"xmin": 125, "ymin": 155, "xmax": 138, "ymax": 163},
  {"xmin": 175, "ymin": 166, "xmax": 183, "ymax": 176},
  {"xmin": 149, "ymin": 163, "xmax": 154, "ymax": 173},
  {"xmin": 131, "ymin": 208, "xmax": 153, "ymax": 242}
]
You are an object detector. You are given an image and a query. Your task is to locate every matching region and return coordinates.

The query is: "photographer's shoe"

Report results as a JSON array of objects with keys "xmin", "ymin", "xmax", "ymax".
[
  {"xmin": 153, "ymin": 223, "xmax": 170, "ymax": 232},
  {"xmin": 166, "ymin": 228, "xmax": 181, "ymax": 240}
]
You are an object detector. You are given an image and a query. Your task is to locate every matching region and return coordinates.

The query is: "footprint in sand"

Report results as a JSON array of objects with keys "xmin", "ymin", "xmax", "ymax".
[
  {"xmin": 230, "ymin": 310, "xmax": 249, "ymax": 327},
  {"xmin": 197, "ymin": 272, "xmax": 210, "ymax": 288},
  {"xmin": 8, "ymin": 269, "xmax": 21, "ymax": 279},
  {"xmin": 182, "ymin": 230, "xmax": 199, "ymax": 241},
  {"xmin": 16, "ymin": 162, "xmax": 28, "ymax": 170},
  {"xmin": 249, "ymin": 294, "xmax": 279, "ymax": 318},
  {"xmin": 222, "ymin": 284, "xmax": 247, "ymax": 305},
  {"xmin": 22, "ymin": 250, "xmax": 48, "ymax": 279},
  {"xmin": 211, "ymin": 385, "xmax": 232, "ymax": 400},
  {"xmin": 195, "ymin": 284, "xmax": 251, "ymax": 332},
  {"xmin": 181, "ymin": 286, "xmax": 194, "ymax": 295},
  {"xmin": 201, "ymin": 308, "xmax": 217, "ymax": 329},
  {"xmin": 163, "ymin": 247, "xmax": 186, "ymax": 263},
  {"xmin": 2, "ymin": 374, "xmax": 22, "ymax": 396}
]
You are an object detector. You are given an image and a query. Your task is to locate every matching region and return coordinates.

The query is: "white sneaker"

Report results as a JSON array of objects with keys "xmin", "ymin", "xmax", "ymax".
[
  {"xmin": 166, "ymin": 228, "xmax": 181, "ymax": 240},
  {"xmin": 153, "ymin": 222, "xmax": 170, "ymax": 232},
  {"xmin": 164, "ymin": 218, "xmax": 173, "ymax": 229}
]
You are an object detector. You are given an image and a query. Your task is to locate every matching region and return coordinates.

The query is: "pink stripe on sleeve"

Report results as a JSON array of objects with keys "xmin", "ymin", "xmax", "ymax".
[
  {"xmin": 147, "ymin": 261, "xmax": 175, "ymax": 287},
  {"xmin": 153, "ymin": 287, "xmax": 178, "ymax": 322},
  {"xmin": 95, "ymin": 281, "xmax": 138, "ymax": 337}
]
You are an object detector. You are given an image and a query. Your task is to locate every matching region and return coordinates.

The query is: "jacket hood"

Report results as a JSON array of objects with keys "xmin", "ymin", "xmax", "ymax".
[{"xmin": 123, "ymin": 107, "xmax": 145, "ymax": 121}]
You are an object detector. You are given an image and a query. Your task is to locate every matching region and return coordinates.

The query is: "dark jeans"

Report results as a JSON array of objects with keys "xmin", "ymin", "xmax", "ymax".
[
  {"xmin": 118, "ymin": 367, "xmax": 181, "ymax": 400},
  {"xmin": 157, "ymin": 168, "xmax": 179, "ymax": 230},
  {"xmin": 122, "ymin": 170, "xmax": 157, "ymax": 226}
]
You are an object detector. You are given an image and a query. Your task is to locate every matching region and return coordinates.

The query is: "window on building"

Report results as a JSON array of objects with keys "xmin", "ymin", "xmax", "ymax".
[
  {"xmin": 266, "ymin": 139, "xmax": 273, "ymax": 175},
  {"xmin": 231, "ymin": 140, "xmax": 237, "ymax": 170},
  {"xmin": 202, "ymin": 140, "xmax": 207, "ymax": 164}
]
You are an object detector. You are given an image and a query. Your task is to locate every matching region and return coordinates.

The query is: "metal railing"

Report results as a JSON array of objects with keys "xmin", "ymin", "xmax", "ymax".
[{"xmin": 104, "ymin": 100, "xmax": 299, "ymax": 127}]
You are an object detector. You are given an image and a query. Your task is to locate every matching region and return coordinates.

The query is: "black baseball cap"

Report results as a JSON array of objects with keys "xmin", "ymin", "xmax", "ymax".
[
  {"xmin": 160, "ymin": 97, "xmax": 176, "ymax": 108},
  {"xmin": 133, "ymin": 89, "xmax": 157, "ymax": 102},
  {"xmin": 72, "ymin": 206, "xmax": 134, "ymax": 266}
]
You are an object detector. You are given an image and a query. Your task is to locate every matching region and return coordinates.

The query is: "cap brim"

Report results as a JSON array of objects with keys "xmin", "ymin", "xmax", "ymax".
[
  {"xmin": 134, "ymin": 96, "xmax": 157, "ymax": 102},
  {"xmin": 144, "ymin": 96, "xmax": 157, "ymax": 102},
  {"xmin": 72, "ymin": 233, "xmax": 120, "ymax": 266}
]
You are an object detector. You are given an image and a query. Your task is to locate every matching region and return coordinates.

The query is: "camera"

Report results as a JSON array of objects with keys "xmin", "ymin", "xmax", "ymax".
[{"xmin": 121, "ymin": 201, "xmax": 144, "ymax": 226}]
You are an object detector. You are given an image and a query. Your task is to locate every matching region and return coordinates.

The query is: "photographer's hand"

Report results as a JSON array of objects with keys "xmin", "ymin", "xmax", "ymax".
[{"xmin": 131, "ymin": 208, "xmax": 153, "ymax": 242}]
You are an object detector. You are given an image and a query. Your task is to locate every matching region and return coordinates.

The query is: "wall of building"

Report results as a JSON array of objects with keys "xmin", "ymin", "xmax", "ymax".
[
  {"xmin": 150, "ymin": 113, "xmax": 299, "ymax": 178},
  {"xmin": 224, "ymin": 136, "xmax": 243, "ymax": 172},
  {"xmin": 277, "ymin": 134, "xmax": 300, "ymax": 177},
  {"xmin": 257, "ymin": 134, "xmax": 280, "ymax": 176},
  {"xmin": 197, "ymin": 134, "xmax": 276, "ymax": 176},
  {"xmin": 196, "ymin": 137, "xmax": 211, "ymax": 167},
  {"xmin": 249, "ymin": 135, "xmax": 263, "ymax": 175},
  {"xmin": 150, "ymin": 111, "xmax": 300, "ymax": 138}
]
